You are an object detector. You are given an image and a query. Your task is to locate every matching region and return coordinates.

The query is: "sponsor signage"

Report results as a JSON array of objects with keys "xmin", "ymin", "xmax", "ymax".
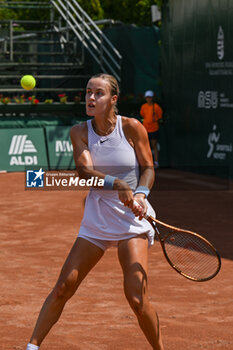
[
  {"xmin": 45, "ymin": 126, "xmax": 75, "ymax": 169},
  {"xmin": 205, "ymin": 26, "xmax": 233, "ymax": 76},
  {"xmin": 197, "ymin": 91, "xmax": 233, "ymax": 109},
  {"xmin": 0, "ymin": 128, "xmax": 48, "ymax": 172},
  {"xmin": 198, "ymin": 25, "xmax": 233, "ymax": 110},
  {"xmin": 207, "ymin": 125, "xmax": 232, "ymax": 161}
]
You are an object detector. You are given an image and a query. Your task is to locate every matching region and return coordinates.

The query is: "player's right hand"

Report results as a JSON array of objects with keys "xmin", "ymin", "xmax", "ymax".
[{"xmin": 113, "ymin": 178, "xmax": 134, "ymax": 207}]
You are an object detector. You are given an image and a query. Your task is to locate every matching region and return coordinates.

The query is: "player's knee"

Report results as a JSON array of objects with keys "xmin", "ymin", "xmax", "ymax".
[
  {"xmin": 124, "ymin": 281, "xmax": 149, "ymax": 317},
  {"xmin": 52, "ymin": 272, "xmax": 78, "ymax": 301},
  {"xmin": 53, "ymin": 282, "xmax": 69, "ymax": 300},
  {"xmin": 126, "ymin": 293, "xmax": 146, "ymax": 316}
]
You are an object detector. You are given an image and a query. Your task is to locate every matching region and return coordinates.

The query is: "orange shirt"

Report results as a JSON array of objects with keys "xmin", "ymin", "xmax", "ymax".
[{"xmin": 140, "ymin": 103, "xmax": 163, "ymax": 133}]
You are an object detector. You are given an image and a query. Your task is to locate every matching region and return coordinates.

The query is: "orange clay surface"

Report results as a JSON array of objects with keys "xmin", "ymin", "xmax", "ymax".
[{"xmin": 0, "ymin": 169, "xmax": 232, "ymax": 350}]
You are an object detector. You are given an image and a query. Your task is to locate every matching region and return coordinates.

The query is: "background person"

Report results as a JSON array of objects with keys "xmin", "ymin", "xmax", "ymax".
[{"xmin": 140, "ymin": 90, "xmax": 163, "ymax": 168}]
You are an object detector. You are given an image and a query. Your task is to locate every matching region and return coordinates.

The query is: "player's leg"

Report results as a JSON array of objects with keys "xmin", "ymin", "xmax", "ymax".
[
  {"xmin": 29, "ymin": 237, "xmax": 104, "ymax": 346},
  {"xmin": 118, "ymin": 234, "xmax": 164, "ymax": 350}
]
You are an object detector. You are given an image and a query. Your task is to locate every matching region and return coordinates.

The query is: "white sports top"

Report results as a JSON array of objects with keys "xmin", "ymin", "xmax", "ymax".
[
  {"xmin": 87, "ymin": 114, "xmax": 139, "ymax": 190},
  {"xmin": 78, "ymin": 115, "xmax": 155, "ymax": 245}
]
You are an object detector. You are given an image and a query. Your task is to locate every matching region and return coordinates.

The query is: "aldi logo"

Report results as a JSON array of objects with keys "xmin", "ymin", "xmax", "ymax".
[
  {"xmin": 26, "ymin": 168, "xmax": 45, "ymax": 188},
  {"xmin": 8, "ymin": 134, "xmax": 38, "ymax": 166},
  {"xmin": 0, "ymin": 128, "xmax": 48, "ymax": 172},
  {"xmin": 9, "ymin": 135, "xmax": 37, "ymax": 155}
]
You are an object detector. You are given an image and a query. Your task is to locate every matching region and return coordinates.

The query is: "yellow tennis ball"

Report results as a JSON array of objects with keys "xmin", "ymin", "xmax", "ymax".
[{"xmin": 20, "ymin": 75, "xmax": 36, "ymax": 90}]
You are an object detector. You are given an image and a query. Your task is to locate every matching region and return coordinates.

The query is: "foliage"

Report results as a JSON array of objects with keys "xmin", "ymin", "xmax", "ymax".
[
  {"xmin": 13, "ymin": 95, "xmax": 26, "ymax": 103},
  {"xmin": 82, "ymin": 0, "xmax": 163, "ymax": 26},
  {"xmin": 78, "ymin": 0, "xmax": 104, "ymax": 21},
  {"xmin": 0, "ymin": 94, "xmax": 11, "ymax": 104},
  {"xmin": 58, "ymin": 93, "xmax": 68, "ymax": 104},
  {"xmin": 0, "ymin": 0, "xmax": 164, "ymax": 26},
  {"xmin": 0, "ymin": 0, "xmax": 49, "ymax": 21},
  {"xmin": 28, "ymin": 96, "xmax": 39, "ymax": 104},
  {"xmin": 0, "ymin": 8, "xmax": 16, "ymax": 20},
  {"xmin": 154, "ymin": 0, "xmax": 164, "ymax": 9}
]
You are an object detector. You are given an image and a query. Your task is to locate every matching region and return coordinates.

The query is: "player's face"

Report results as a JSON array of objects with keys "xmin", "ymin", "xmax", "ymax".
[{"xmin": 85, "ymin": 78, "xmax": 117, "ymax": 116}]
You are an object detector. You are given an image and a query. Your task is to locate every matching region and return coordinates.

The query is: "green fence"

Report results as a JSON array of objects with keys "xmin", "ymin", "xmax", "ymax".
[
  {"xmin": 0, "ymin": 121, "xmax": 170, "ymax": 172},
  {"xmin": 161, "ymin": 0, "xmax": 233, "ymax": 178},
  {"xmin": 103, "ymin": 25, "xmax": 161, "ymax": 97},
  {"xmin": 45, "ymin": 126, "xmax": 75, "ymax": 170}
]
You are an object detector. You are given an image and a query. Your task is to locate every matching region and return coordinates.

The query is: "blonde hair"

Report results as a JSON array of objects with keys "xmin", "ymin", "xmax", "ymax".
[{"xmin": 90, "ymin": 73, "xmax": 120, "ymax": 113}]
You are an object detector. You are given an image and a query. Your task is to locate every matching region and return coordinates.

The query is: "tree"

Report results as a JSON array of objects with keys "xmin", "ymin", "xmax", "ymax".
[
  {"xmin": 0, "ymin": 0, "xmax": 50, "ymax": 22},
  {"xmin": 78, "ymin": 0, "xmax": 104, "ymax": 21},
  {"xmin": 82, "ymin": 0, "xmax": 163, "ymax": 26},
  {"xmin": 0, "ymin": 0, "xmax": 164, "ymax": 26}
]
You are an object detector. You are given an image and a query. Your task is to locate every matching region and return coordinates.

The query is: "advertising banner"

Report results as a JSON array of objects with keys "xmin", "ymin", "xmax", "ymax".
[
  {"xmin": 45, "ymin": 126, "xmax": 75, "ymax": 169},
  {"xmin": 0, "ymin": 128, "xmax": 48, "ymax": 172}
]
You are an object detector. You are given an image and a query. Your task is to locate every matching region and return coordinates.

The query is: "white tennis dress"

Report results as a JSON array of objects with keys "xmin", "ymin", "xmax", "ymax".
[{"xmin": 78, "ymin": 115, "xmax": 155, "ymax": 247}]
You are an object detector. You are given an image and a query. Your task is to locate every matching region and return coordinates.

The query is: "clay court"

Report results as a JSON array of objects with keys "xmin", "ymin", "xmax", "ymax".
[{"xmin": 0, "ymin": 169, "xmax": 232, "ymax": 350}]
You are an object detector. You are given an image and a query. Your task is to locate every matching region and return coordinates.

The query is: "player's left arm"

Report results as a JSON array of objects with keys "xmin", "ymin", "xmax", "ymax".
[{"xmin": 122, "ymin": 117, "xmax": 155, "ymax": 215}]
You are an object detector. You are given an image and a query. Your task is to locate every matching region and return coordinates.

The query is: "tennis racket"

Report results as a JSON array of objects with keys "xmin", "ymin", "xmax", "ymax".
[{"xmin": 134, "ymin": 201, "xmax": 221, "ymax": 282}]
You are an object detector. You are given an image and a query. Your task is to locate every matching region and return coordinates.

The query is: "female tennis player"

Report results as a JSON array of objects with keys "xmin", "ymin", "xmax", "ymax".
[{"xmin": 26, "ymin": 73, "xmax": 164, "ymax": 350}]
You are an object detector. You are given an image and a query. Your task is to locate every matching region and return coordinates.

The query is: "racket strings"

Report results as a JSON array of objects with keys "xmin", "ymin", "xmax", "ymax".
[{"xmin": 164, "ymin": 232, "xmax": 220, "ymax": 280}]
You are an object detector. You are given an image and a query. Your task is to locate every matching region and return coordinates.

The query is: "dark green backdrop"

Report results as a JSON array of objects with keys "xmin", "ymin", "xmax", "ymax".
[
  {"xmin": 161, "ymin": 0, "xmax": 233, "ymax": 178},
  {"xmin": 103, "ymin": 25, "xmax": 161, "ymax": 97}
]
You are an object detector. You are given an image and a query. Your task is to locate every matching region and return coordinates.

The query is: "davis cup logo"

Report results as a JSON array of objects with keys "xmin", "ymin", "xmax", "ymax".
[{"xmin": 8, "ymin": 135, "xmax": 38, "ymax": 166}]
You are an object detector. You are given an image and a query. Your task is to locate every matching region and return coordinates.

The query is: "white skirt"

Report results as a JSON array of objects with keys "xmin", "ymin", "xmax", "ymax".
[{"xmin": 78, "ymin": 189, "xmax": 155, "ymax": 247}]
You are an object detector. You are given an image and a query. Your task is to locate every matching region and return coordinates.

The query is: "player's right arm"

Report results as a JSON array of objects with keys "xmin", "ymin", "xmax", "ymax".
[
  {"xmin": 70, "ymin": 122, "xmax": 94, "ymax": 177},
  {"xmin": 70, "ymin": 123, "xmax": 133, "ymax": 202}
]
